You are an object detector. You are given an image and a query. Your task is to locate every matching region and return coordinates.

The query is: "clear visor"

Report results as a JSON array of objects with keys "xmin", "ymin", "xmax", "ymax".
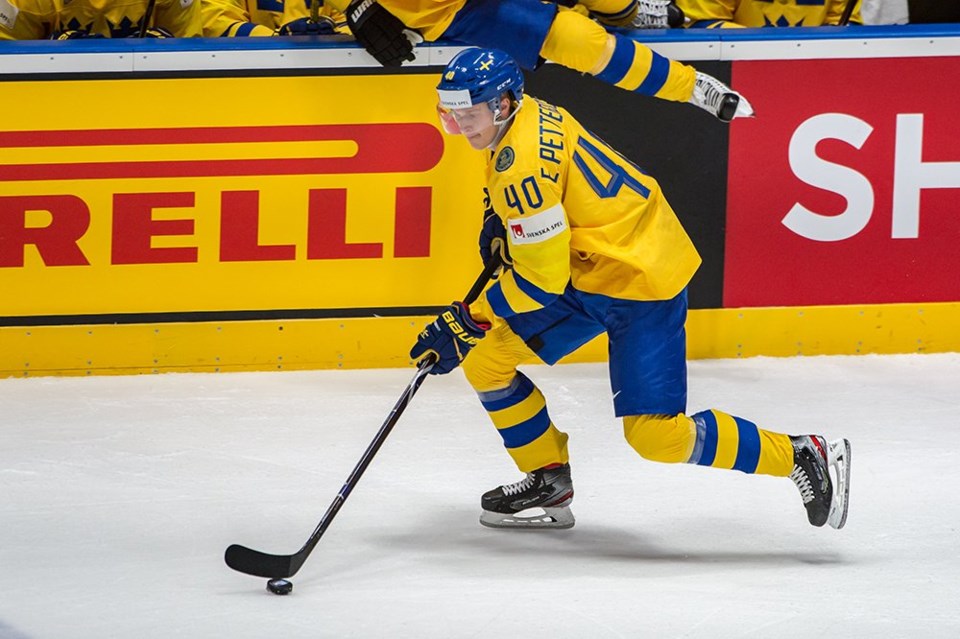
[
  {"xmin": 436, "ymin": 102, "xmax": 496, "ymax": 136},
  {"xmin": 436, "ymin": 104, "xmax": 462, "ymax": 135},
  {"xmin": 435, "ymin": 89, "xmax": 520, "ymax": 135}
]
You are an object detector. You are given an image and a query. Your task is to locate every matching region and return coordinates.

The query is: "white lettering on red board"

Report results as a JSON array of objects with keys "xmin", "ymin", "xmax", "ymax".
[{"xmin": 783, "ymin": 113, "xmax": 960, "ymax": 241}]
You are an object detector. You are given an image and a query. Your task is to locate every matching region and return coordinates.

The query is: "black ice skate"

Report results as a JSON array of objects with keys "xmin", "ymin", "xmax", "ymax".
[
  {"xmin": 480, "ymin": 463, "xmax": 575, "ymax": 529},
  {"xmin": 688, "ymin": 71, "xmax": 754, "ymax": 122},
  {"xmin": 789, "ymin": 435, "xmax": 851, "ymax": 529}
]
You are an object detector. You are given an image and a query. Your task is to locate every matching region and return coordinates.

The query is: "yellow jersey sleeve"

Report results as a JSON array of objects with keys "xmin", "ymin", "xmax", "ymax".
[
  {"xmin": 826, "ymin": 0, "xmax": 861, "ymax": 25},
  {"xmin": 0, "ymin": 0, "xmax": 57, "ymax": 39},
  {"xmin": 323, "ymin": 0, "xmax": 465, "ymax": 40},
  {"xmin": 201, "ymin": 0, "xmax": 272, "ymax": 36},
  {"xmin": 202, "ymin": 0, "xmax": 347, "ymax": 37},
  {"xmin": 677, "ymin": 0, "xmax": 737, "ymax": 27},
  {"xmin": 482, "ymin": 198, "xmax": 573, "ymax": 319},
  {"xmin": 155, "ymin": 0, "xmax": 203, "ymax": 36}
]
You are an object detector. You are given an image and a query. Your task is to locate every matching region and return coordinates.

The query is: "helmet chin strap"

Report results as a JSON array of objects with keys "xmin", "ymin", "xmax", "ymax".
[
  {"xmin": 486, "ymin": 121, "xmax": 511, "ymax": 150},
  {"xmin": 486, "ymin": 102, "xmax": 521, "ymax": 150}
]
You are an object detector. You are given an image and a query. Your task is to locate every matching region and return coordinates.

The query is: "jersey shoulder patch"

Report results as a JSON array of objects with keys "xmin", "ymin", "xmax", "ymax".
[{"xmin": 495, "ymin": 146, "xmax": 515, "ymax": 172}]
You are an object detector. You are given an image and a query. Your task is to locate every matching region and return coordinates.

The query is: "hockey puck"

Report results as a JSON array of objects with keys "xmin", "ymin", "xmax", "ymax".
[{"xmin": 266, "ymin": 578, "xmax": 293, "ymax": 595}]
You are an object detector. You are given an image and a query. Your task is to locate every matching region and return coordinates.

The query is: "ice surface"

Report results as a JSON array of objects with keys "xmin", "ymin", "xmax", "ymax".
[{"xmin": 1, "ymin": 354, "xmax": 959, "ymax": 638}]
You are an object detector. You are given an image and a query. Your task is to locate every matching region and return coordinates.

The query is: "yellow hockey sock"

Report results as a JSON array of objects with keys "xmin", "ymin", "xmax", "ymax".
[
  {"xmin": 478, "ymin": 372, "xmax": 569, "ymax": 473},
  {"xmin": 540, "ymin": 10, "xmax": 695, "ymax": 101},
  {"xmin": 624, "ymin": 411, "xmax": 794, "ymax": 476},
  {"xmin": 688, "ymin": 409, "xmax": 794, "ymax": 476}
]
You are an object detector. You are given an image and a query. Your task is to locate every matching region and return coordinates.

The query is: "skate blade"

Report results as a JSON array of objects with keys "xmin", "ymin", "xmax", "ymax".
[
  {"xmin": 826, "ymin": 438, "xmax": 851, "ymax": 529},
  {"xmin": 479, "ymin": 507, "xmax": 575, "ymax": 530},
  {"xmin": 734, "ymin": 92, "xmax": 755, "ymax": 119}
]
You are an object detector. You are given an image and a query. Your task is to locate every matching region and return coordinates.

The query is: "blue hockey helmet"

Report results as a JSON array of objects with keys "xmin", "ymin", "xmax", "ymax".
[{"xmin": 436, "ymin": 47, "xmax": 524, "ymax": 126}]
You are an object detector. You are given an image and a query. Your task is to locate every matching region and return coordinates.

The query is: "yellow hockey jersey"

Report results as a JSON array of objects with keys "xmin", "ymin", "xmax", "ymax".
[
  {"xmin": 471, "ymin": 98, "xmax": 701, "ymax": 324},
  {"xmin": 201, "ymin": 0, "xmax": 347, "ymax": 37},
  {"xmin": 0, "ymin": 0, "xmax": 202, "ymax": 39},
  {"xmin": 677, "ymin": 0, "xmax": 862, "ymax": 28},
  {"xmin": 322, "ymin": 0, "xmax": 464, "ymax": 40}
]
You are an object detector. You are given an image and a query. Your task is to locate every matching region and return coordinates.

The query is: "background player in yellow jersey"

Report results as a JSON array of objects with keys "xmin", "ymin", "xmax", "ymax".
[
  {"xmin": 410, "ymin": 47, "xmax": 851, "ymax": 531},
  {"xmin": 678, "ymin": 0, "xmax": 861, "ymax": 27},
  {"xmin": 330, "ymin": 0, "xmax": 753, "ymax": 122},
  {"xmin": 201, "ymin": 0, "xmax": 348, "ymax": 36},
  {"xmin": 0, "ymin": 0, "xmax": 202, "ymax": 38}
]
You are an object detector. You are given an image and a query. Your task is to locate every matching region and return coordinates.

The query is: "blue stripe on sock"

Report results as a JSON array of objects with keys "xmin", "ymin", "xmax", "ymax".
[
  {"xmin": 635, "ymin": 51, "xmax": 670, "ymax": 96},
  {"xmin": 479, "ymin": 373, "xmax": 535, "ymax": 412},
  {"xmin": 596, "ymin": 36, "xmax": 634, "ymax": 86},
  {"xmin": 732, "ymin": 416, "xmax": 761, "ymax": 474},
  {"xmin": 500, "ymin": 406, "xmax": 551, "ymax": 449},
  {"xmin": 233, "ymin": 22, "xmax": 256, "ymax": 36},
  {"xmin": 485, "ymin": 281, "xmax": 516, "ymax": 318},
  {"xmin": 697, "ymin": 410, "xmax": 718, "ymax": 466}
]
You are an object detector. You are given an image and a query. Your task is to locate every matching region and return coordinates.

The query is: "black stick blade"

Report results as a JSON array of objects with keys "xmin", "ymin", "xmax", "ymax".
[
  {"xmin": 223, "ymin": 260, "xmax": 500, "ymax": 585},
  {"xmin": 225, "ymin": 544, "xmax": 298, "ymax": 579}
]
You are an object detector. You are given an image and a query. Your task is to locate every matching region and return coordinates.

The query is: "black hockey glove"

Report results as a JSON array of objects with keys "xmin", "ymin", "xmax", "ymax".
[
  {"xmin": 479, "ymin": 208, "xmax": 512, "ymax": 277},
  {"xmin": 409, "ymin": 303, "xmax": 489, "ymax": 374},
  {"xmin": 346, "ymin": 0, "xmax": 420, "ymax": 67},
  {"xmin": 136, "ymin": 26, "xmax": 174, "ymax": 38},
  {"xmin": 277, "ymin": 16, "xmax": 337, "ymax": 35},
  {"xmin": 52, "ymin": 29, "xmax": 105, "ymax": 39}
]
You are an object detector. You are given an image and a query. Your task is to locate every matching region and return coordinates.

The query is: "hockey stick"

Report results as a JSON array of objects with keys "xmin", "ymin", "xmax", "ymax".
[
  {"xmin": 838, "ymin": 0, "xmax": 857, "ymax": 25},
  {"xmin": 138, "ymin": 0, "xmax": 157, "ymax": 37},
  {"xmin": 224, "ymin": 255, "xmax": 502, "ymax": 580}
]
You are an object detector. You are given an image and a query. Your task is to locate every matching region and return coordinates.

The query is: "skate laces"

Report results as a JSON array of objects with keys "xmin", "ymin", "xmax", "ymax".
[
  {"xmin": 790, "ymin": 437, "xmax": 828, "ymax": 504},
  {"xmin": 789, "ymin": 465, "xmax": 816, "ymax": 504},
  {"xmin": 501, "ymin": 473, "xmax": 536, "ymax": 496},
  {"xmin": 692, "ymin": 72, "xmax": 726, "ymax": 111}
]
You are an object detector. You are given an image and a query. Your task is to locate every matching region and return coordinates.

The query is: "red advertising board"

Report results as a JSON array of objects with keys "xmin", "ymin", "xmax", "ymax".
[{"xmin": 725, "ymin": 57, "xmax": 960, "ymax": 307}]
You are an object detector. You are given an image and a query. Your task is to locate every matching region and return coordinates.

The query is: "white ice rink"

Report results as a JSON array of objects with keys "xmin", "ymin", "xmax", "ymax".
[{"xmin": 2, "ymin": 353, "xmax": 959, "ymax": 638}]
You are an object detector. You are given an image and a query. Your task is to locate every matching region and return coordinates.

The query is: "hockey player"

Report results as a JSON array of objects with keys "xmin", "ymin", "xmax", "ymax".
[
  {"xmin": 410, "ymin": 47, "xmax": 851, "ymax": 531},
  {"xmin": 0, "ymin": 0, "xmax": 202, "ymax": 38},
  {"xmin": 201, "ymin": 0, "xmax": 348, "ymax": 37},
  {"xmin": 677, "ymin": 0, "xmax": 862, "ymax": 28},
  {"xmin": 326, "ymin": 0, "xmax": 752, "ymax": 122}
]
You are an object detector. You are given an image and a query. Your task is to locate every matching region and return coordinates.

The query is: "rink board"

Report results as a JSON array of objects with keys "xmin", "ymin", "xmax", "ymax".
[
  {"xmin": 0, "ymin": 302, "xmax": 957, "ymax": 376},
  {"xmin": 1, "ymin": 27, "xmax": 959, "ymax": 376}
]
